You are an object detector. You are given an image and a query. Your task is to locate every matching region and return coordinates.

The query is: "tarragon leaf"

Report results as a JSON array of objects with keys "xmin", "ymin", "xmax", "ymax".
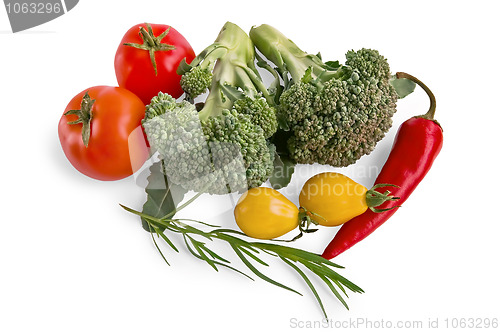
[
  {"xmin": 281, "ymin": 257, "xmax": 327, "ymax": 318},
  {"xmin": 232, "ymin": 245, "xmax": 302, "ymax": 296}
]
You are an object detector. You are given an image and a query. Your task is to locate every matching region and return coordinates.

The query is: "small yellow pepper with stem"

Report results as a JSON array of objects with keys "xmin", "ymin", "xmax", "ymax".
[
  {"xmin": 234, "ymin": 173, "xmax": 399, "ymax": 240},
  {"xmin": 299, "ymin": 172, "xmax": 399, "ymax": 226}
]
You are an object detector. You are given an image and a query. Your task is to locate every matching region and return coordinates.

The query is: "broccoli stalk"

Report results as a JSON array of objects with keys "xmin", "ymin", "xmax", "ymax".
[
  {"xmin": 250, "ymin": 24, "xmax": 402, "ymax": 167},
  {"xmin": 179, "ymin": 22, "xmax": 277, "ymax": 138},
  {"xmin": 142, "ymin": 22, "xmax": 278, "ymax": 195},
  {"xmin": 249, "ymin": 24, "xmax": 347, "ymax": 88}
]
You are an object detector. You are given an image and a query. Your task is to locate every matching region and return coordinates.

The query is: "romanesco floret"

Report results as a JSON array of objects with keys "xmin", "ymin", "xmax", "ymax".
[
  {"xmin": 250, "ymin": 24, "xmax": 399, "ymax": 167},
  {"xmin": 143, "ymin": 22, "xmax": 277, "ymax": 194}
]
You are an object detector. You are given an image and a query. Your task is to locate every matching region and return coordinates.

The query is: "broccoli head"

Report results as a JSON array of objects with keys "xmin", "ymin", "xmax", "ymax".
[
  {"xmin": 250, "ymin": 24, "xmax": 400, "ymax": 167},
  {"xmin": 143, "ymin": 22, "xmax": 277, "ymax": 194}
]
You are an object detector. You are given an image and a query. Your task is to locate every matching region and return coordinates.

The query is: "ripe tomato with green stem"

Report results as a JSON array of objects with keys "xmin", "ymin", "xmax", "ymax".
[
  {"xmin": 58, "ymin": 86, "xmax": 149, "ymax": 181},
  {"xmin": 114, "ymin": 23, "xmax": 196, "ymax": 105}
]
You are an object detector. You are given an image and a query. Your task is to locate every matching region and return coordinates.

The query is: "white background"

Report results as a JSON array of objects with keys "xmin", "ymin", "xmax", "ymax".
[{"xmin": 1, "ymin": 0, "xmax": 499, "ymax": 331}]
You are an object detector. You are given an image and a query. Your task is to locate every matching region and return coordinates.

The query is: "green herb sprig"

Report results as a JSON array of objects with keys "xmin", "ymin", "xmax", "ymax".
[{"xmin": 121, "ymin": 199, "xmax": 363, "ymax": 318}]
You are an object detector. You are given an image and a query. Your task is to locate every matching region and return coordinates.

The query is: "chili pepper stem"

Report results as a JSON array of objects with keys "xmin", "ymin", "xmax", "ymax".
[{"xmin": 396, "ymin": 72, "xmax": 437, "ymax": 121}]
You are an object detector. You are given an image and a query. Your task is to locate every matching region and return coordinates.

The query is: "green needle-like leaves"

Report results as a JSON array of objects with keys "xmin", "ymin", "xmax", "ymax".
[{"xmin": 121, "ymin": 204, "xmax": 364, "ymax": 318}]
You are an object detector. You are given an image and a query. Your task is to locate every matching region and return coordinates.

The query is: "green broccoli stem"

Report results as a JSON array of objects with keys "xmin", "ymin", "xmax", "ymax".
[
  {"xmin": 198, "ymin": 22, "xmax": 273, "ymax": 121},
  {"xmin": 249, "ymin": 24, "xmax": 336, "ymax": 84},
  {"xmin": 199, "ymin": 79, "xmax": 233, "ymax": 121},
  {"xmin": 177, "ymin": 43, "xmax": 228, "ymax": 75}
]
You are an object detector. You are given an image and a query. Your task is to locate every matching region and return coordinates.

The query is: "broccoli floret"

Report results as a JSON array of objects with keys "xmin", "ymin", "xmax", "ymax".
[
  {"xmin": 233, "ymin": 96, "xmax": 277, "ymax": 138},
  {"xmin": 143, "ymin": 22, "xmax": 277, "ymax": 194},
  {"xmin": 250, "ymin": 24, "xmax": 399, "ymax": 167},
  {"xmin": 176, "ymin": 44, "xmax": 220, "ymax": 100},
  {"xmin": 178, "ymin": 23, "xmax": 278, "ymax": 134},
  {"xmin": 179, "ymin": 66, "xmax": 213, "ymax": 100}
]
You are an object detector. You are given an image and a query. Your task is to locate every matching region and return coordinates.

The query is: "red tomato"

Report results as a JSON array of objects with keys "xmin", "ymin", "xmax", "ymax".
[
  {"xmin": 58, "ymin": 86, "xmax": 149, "ymax": 181},
  {"xmin": 114, "ymin": 23, "xmax": 195, "ymax": 105}
]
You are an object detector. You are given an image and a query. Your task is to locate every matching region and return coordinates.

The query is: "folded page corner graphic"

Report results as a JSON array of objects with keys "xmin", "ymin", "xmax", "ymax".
[
  {"xmin": 64, "ymin": 0, "xmax": 78, "ymax": 11},
  {"xmin": 4, "ymin": 0, "xmax": 80, "ymax": 33}
]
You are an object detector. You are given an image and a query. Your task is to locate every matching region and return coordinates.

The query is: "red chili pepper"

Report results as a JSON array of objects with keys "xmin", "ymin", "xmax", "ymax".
[{"xmin": 322, "ymin": 72, "xmax": 443, "ymax": 259}]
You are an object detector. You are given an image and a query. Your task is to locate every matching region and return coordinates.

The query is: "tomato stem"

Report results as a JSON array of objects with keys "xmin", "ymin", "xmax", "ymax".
[
  {"xmin": 365, "ymin": 184, "xmax": 400, "ymax": 212},
  {"xmin": 64, "ymin": 91, "xmax": 95, "ymax": 147},
  {"xmin": 124, "ymin": 23, "xmax": 176, "ymax": 76}
]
